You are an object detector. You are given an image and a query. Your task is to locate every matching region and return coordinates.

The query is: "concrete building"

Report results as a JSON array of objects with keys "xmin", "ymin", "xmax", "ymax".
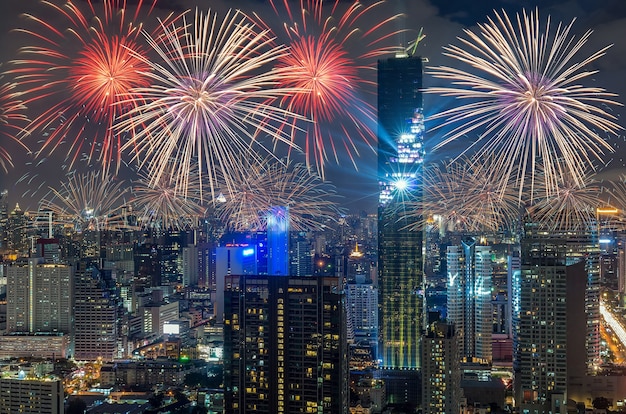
[
  {"xmin": 74, "ymin": 262, "xmax": 119, "ymax": 361},
  {"xmin": 422, "ymin": 322, "xmax": 461, "ymax": 414},
  {"xmin": 6, "ymin": 258, "xmax": 73, "ymax": 334},
  {"xmin": 0, "ymin": 375, "xmax": 64, "ymax": 414},
  {"xmin": 514, "ymin": 222, "xmax": 592, "ymax": 413},
  {"xmin": 223, "ymin": 274, "xmax": 348, "ymax": 414}
]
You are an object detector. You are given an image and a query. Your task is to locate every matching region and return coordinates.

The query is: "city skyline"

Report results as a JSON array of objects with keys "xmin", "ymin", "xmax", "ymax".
[{"xmin": 0, "ymin": 0, "xmax": 624, "ymax": 215}]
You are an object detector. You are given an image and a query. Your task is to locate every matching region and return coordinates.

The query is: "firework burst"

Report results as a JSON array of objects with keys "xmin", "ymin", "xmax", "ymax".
[
  {"xmin": 0, "ymin": 73, "xmax": 30, "ymax": 172},
  {"xmin": 39, "ymin": 171, "xmax": 129, "ymax": 232},
  {"xmin": 527, "ymin": 164, "xmax": 603, "ymax": 231},
  {"xmin": 132, "ymin": 165, "xmax": 206, "ymax": 230},
  {"xmin": 405, "ymin": 157, "xmax": 520, "ymax": 233},
  {"xmin": 427, "ymin": 9, "xmax": 622, "ymax": 199},
  {"xmin": 214, "ymin": 159, "xmax": 341, "ymax": 232},
  {"xmin": 11, "ymin": 0, "xmax": 169, "ymax": 172},
  {"xmin": 261, "ymin": 0, "xmax": 403, "ymax": 178},
  {"xmin": 116, "ymin": 9, "xmax": 305, "ymax": 201}
]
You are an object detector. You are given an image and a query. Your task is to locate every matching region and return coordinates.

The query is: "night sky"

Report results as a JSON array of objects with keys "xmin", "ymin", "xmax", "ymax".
[{"xmin": 1, "ymin": 0, "xmax": 625, "ymax": 213}]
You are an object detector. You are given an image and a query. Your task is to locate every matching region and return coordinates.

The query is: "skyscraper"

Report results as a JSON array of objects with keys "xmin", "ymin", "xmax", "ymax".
[
  {"xmin": 421, "ymin": 322, "xmax": 461, "ymax": 414},
  {"xmin": 267, "ymin": 206, "xmax": 289, "ymax": 275},
  {"xmin": 514, "ymin": 223, "xmax": 592, "ymax": 413},
  {"xmin": 214, "ymin": 244, "xmax": 258, "ymax": 323},
  {"xmin": 446, "ymin": 239, "xmax": 493, "ymax": 363},
  {"xmin": 74, "ymin": 261, "xmax": 119, "ymax": 361},
  {"xmin": 377, "ymin": 54, "xmax": 425, "ymax": 369},
  {"xmin": 6, "ymin": 258, "xmax": 73, "ymax": 334},
  {"xmin": 223, "ymin": 274, "xmax": 348, "ymax": 414}
]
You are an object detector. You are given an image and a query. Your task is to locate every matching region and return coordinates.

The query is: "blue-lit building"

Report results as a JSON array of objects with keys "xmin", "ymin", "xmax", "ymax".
[
  {"xmin": 214, "ymin": 244, "xmax": 258, "ymax": 323},
  {"xmin": 446, "ymin": 238, "xmax": 493, "ymax": 363},
  {"xmin": 267, "ymin": 206, "xmax": 289, "ymax": 275},
  {"xmin": 377, "ymin": 54, "xmax": 425, "ymax": 370}
]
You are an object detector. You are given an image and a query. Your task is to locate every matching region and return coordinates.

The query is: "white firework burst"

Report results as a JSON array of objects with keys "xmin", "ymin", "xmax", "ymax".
[
  {"xmin": 132, "ymin": 166, "xmax": 206, "ymax": 230},
  {"xmin": 428, "ymin": 9, "xmax": 622, "ymax": 199},
  {"xmin": 527, "ymin": 164, "xmax": 602, "ymax": 231},
  {"xmin": 214, "ymin": 159, "xmax": 341, "ymax": 232},
  {"xmin": 116, "ymin": 9, "xmax": 304, "ymax": 202},
  {"xmin": 39, "ymin": 171, "xmax": 129, "ymax": 232}
]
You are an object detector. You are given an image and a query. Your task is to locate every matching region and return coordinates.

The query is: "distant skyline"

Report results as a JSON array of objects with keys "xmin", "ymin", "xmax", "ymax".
[{"xmin": 1, "ymin": 0, "xmax": 624, "ymax": 213}]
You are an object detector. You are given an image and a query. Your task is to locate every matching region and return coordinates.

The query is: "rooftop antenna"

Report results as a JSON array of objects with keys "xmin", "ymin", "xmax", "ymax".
[{"xmin": 406, "ymin": 28, "xmax": 428, "ymax": 62}]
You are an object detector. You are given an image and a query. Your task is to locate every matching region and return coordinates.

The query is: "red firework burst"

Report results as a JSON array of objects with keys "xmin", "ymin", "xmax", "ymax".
[
  {"xmin": 263, "ymin": 0, "xmax": 403, "ymax": 178},
  {"xmin": 10, "ymin": 0, "xmax": 169, "ymax": 173}
]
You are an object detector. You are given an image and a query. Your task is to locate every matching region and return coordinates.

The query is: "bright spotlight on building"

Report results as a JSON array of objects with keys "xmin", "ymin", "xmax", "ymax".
[{"xmin": 394, "ymin": 179, "xmax": 409, "ymax": 191}]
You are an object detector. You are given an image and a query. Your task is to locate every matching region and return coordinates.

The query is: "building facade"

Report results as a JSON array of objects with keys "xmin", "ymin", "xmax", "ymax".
[
  {"xmin": 377, "ymin": 54, "xmax": 425, "ymax": 370},
  {"xmin": 6, "ymin": 258, "xmax": 73, "ymax": 334},
  {"xmin": 446, "ymin": 239, "xmax": 493, "ymax": 363},
  {"xmin": 223, "ymin": 274, "xmax": 348, "ymax": 414},
  {"xmin": 74, "ymin": 262, "xmax": 119, "ymax": 361},
  {"xmin": 0, "ymin": 376, "xmax": 64, "ymax": 414},
  {"xmin": 514, "ymin": 223, "xmax": 591, "ymax": 413},
  {"xmin": 421, "ymin": 322, "xmax": 461, "ymax": 414}
]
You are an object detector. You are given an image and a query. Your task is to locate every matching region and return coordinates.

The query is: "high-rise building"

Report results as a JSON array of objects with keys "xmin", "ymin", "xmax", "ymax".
[
  {"xmin": 446, "ymin": 239, "xmax": 493, "ymax": 363},
  {"xmin": 377, "ymin": 54, "xmax": 425, "ymax": 370},
  {"xmin": 182, "ymin": 245, "xmax": 200, "ymax": 286},
  {"xmin": 421, "ymin": 322, "xmax": 461, "ymax": 414},
  {"xmin": 6, "ymin": 258, "xmax": 73, "ymax": 334},
  {"xmin": 0, "ymin": 375, "xmax": 64, "ymax": 414},
  {"xmin": 289, "ymin": 231, "xmax": 313, "ymax": 276},
  {"xmin": 214, "ymin": 244, "xmax": 258, "ymax": 323},
  {"xmin": 0, "ymin": 190, "xmax": 8, "ymax": 251},
  {"xmin": 6, "ymin": 204, "xmax": 28, "ymax": 255},
  {"xmin": 267, "ymin": 206, "xmax": 289, "ymax": 275},
  {"xmin": 514, "ymin": 223, "xmax": 592, "ymax": 413},
  {"xmin": 346, "ymin": 279, "xmax": 378, "ymax": 350},
  {"xmin": 223, "ymin": 274, "xmax": 348, "ymax": 414},
  {"xmin": 74, "ymin": 261, "xmax": 119, "ymax": 361}
]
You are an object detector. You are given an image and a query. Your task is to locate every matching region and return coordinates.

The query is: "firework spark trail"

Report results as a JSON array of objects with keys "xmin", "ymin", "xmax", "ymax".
[
  {"xmin": 10, "ymin": 0, "xmax": 171, "ymax": 173},
  {"xmin": 404, "ymin": 157, "xmax": 520, "ymax": 233},
  {"xmin": 214, "ymin": 159, "xmax": 341, "ymax": 232},
  {"xmin": 39, "ymin": 171, "xmax": 129, "ymax": 232},
  {"xmin": 116, "ymin": 9, "xmax": 306, "ymax": 201},
  {"xmin": 527, "ymin": 164, "xmax": 603, "ymax": 231},
  {"xmin": 0, "ymin": 71, "xmax": 30, "ymax": 172},
  {"xmin": 261, "ymin": 0, "xmax": 403, "ymax": 178},
  {"xmin": 427, "ymin": 9, "xmax": 622, "ymax": 199},
  {"xmin": 132, "ymin": 165, "xmax": 206, "ymax": 231}
]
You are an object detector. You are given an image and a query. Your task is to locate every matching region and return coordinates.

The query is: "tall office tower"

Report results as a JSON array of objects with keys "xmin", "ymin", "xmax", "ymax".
[
  {"xmin": 267, "ymin": 206, "xmax": 289, "ymax": 275},
  {"xmin": 157, "ymin": 230, "xmax": 192, "ymax": 285},
  {"xmin": 508, "ymin": 254, "xmax": 521, "ymax": 355},
  {"xmin": 289, "ymin": 231, "xmax": 313, "ymax": 276},
  {"xmin": 6, "ymin": 203, "xmax": 28, "ymax": 255},
  {"xmin": 0, "ymin": 189, "xmax": 8, "ymax": 250},
  {"xmin": 446, "ymin": 239, "xmax": 493, "ymax": 363},
  {"xmin": 196, "ymin": 241, "xmax": 215, "ymax": 288},
  {"xmin": 377, "ymin": 54, "xmax": 425, "ymax": 370},
  {"xmin": 346, "ymin": 279, "xmax": 378, "ymax": 350},
  {"xmin": 223, "ymin": 274, "xmax": 348, "ymax": 414},
  {"xmin": 0, "ymin": 375, "xmax": 64, "ymax": 414},
  {"xmin": 421, "ymin": 322, "xmax": 461, "ymax": 414},
  {"xmin": 514, "ymin": 224, "xmax": 591, "ymax": 413},
  {"xmin": 134, "ymin": 243, "xmax": 161, "ymax": 288},
  {"xmin": 74, "ymin": 262, "xmax": 119, "ymax": 361},
  {"xmin": 567, "ymin": 232, "xmax": 601, "ymax": 372},
  {"xmin": 214, "ymin": 244, "xmax": 258, "ymax": 323},
  {"xmin": 6, "ymin": 258, "xmax": 73, "ymax": 334},
  {"xmin": 182, "ymin": 245, "xmax": 200, "ymax": 286}
]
